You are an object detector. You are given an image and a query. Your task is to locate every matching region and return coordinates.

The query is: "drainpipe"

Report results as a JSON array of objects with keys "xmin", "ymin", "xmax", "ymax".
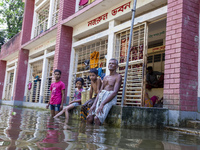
[{"xmin": 121, "ymin": 0, "xmax": 137, "ymax": 107}]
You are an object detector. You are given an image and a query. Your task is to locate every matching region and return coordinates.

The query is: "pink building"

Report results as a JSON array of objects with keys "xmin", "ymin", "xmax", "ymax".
[{"xmin": 0, "ymin": 0, "xmax": 199, "ymax": 126}]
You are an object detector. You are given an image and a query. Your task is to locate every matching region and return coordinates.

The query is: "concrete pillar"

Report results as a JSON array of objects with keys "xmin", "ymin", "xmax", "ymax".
[
  {"xmin": 39, "ymin": 50, "xmax": 48, "ymax": 103},
  {"xmin": 11, "ymin": 62, "xmax": 18, "ymax": 100},
  {"xmin": 12, "ymin": 49, "xmax": 29, "ymax": 101},
  {"xmin": 164, "ymin": 0, "xmax": 199, "ymax": 125},
  {"xmin": 47, "ymin": 0, "xmax": 54, "ymax": 29},
  {"xmin": 75, "ymin": 0, "xmax": 79, "ymax": 12},
  {"xmin": 0, "ymin": 60, "xmax": 6, "ymax": 99},
  {"xmin": 31, "ymin": 9, "xmax": 37, "ymax": 39},
  {"xmin": 106, "ymin": 20, "xmax": 120, "ymax": 75}
]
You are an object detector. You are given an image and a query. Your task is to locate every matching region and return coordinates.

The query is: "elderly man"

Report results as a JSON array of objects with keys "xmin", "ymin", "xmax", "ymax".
[{"xmin": 87, "ymin": 58, "xmax": 122, "ymax": 125}]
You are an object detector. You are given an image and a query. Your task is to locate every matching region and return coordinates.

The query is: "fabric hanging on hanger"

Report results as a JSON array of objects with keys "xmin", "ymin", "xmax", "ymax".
[
  {"xmin": 88, "ymin": 0, "xmax": 95, "ymax": 4},
  {"xmin": 90, "ymin": 51, "xmax": 99, "ymax": 68},
  {"xmin": 79, "ymin": 0, "xmax": 88, "ymax": 6},
  {"xmin": 28, "ymin": 82, "xmax": 32, "ymax": 90}
]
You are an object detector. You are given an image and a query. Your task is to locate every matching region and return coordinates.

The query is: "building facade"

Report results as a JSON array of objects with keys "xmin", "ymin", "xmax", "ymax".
[{"xmin": 0, "ymin": 0, "xmax": 199, "ymax": 126}]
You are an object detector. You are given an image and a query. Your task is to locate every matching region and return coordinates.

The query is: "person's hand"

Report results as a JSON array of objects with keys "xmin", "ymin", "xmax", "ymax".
[
  {"xmin": 96, "ymin": 104, "xmax": 104, "ymax": 115},
  {"xmin": 69, "ymin": 101, "xmax": 73, "ymax": 104},
  {"xmin": 60, "ymin": 104, "xmax": 63, "ymax": 110},
  {"xmin": 89, "ymin": 105, "xmax": 96, "ymax": 114},
  {"xmin": 46, "ymin": 104, "xmax": 49, "ymax": 109}
]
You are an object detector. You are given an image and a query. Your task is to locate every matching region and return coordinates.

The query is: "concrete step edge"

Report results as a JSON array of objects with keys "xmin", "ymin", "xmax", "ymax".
[{"xmin": 164, "ymin": 126, "xmax": 200, "ymax": 135}]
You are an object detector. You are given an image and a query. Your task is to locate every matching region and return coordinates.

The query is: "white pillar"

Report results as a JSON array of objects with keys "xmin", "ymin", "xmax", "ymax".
[
  {"xmin": 106, "ymin": 20, "xmax": 120, "ymax": 75},
  {"xmin": 39, "ymin": 50, "xmax": 48, "ymax": 103},
  {"xmin": 31, "ymin": 8, "xmax": 37, "ymax": 39},
  {"xmin": 24, "ymin": 63, "xmax": 31, "ymax": 102},
  {"xmin": 75, "ymin": 0, "xmax": 80, "ymax": 12},
  {"xmin": 11, "ymin": 62, "xmax": 17, "ymax": 100},
  {"xmin": 2, "ymin": 67, "xmax": 8, "ymax": 100},
  {"xmin": 48, "ymin": 0, "xmax": 54, "ymax": 29}
]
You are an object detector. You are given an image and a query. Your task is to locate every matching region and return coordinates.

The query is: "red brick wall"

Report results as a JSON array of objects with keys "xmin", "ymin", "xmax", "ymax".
[
  {"xmin": 53, "ymin": 0, "xmax": 75, "ymax": 101},
  {"xmin": 0, "ymin": 61, "xmax": 6, "ymax": 99},
  {"xmin": 12, "ymin": 49, "xmax": 29, "ymax": 101},
  {"xmin": 164, "ymin": 0, "xmax": 199, "ymax": 111},
  {"xmin": 0, "ymin": 32, "xmax": 21, "ymax": 60},
  {"xmin": 21, "ymin": 0, "xmax": 35, "ymax": 45}
]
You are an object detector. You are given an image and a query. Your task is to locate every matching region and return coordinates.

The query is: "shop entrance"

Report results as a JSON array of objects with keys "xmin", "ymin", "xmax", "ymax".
[{"xmin": 114, "ymin": 19, "xmax": 166, "ymax": 107}]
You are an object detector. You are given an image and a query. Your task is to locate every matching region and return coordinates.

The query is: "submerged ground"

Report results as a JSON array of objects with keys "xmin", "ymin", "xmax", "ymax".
[{"xmin": 0, "ymin": 105, "xmax": 199, "ymax": 149}]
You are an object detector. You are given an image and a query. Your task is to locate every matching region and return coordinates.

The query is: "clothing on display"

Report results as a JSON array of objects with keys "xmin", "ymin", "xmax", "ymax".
[{"xmin": 90, "ymin": 51, "xmax": 99, "ymax": 68}]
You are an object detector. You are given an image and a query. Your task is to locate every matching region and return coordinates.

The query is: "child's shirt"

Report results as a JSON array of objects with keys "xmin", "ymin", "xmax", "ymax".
[
  {"xmin": 50, "ymin": 81, "xmax": 65, "ymax": 105},
  {"xmin": 73, "ymin": 88, "xmax": 84, "ymax": 105}
]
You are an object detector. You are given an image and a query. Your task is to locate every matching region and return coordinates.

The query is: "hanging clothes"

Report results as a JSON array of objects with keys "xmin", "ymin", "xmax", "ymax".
[
  {"xmin": 90, "ymin": 51, "xmax": 99, "ymax": 68},
  {"xmin": 88, "ymin": 0, "xmax": 95, "ymax": 4},
  {"xmin": 79, "ymin": 0, "xmax": 88, "ymax": 6}
]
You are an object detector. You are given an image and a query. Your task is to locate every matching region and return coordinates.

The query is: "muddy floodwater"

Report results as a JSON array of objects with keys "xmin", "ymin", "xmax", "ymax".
[{"xmin": 0, "ymin": 105, "xmax": 200, "ymax": 150}]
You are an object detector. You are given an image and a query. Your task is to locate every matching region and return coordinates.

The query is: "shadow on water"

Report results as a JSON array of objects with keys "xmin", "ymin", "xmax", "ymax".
[{"xmin": 0, "ymin": 105, "xmax": 200, "ymax": 150}]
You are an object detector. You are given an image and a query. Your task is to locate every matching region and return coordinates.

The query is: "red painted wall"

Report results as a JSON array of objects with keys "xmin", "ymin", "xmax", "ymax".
[
  {"xmin": 53, "ymin": 0, "xmax": 75, "ymax": 101},
  {"xmin": 0, "ymin": 61, "xmax": 6, "ymax": 99},
  {"xmin": 164, "ymin": 0, "xmax": 199, "ymax": 111},
  {"xmin": 0, "ymin": 32, "xmax": 21, "ymax": 60}
]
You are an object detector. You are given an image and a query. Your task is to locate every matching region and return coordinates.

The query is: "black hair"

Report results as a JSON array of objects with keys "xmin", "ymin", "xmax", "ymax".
[
  {"xmin": 75, "ymin": 77, "xmax": 84, "ymax": 86},
  {"xmin": 89, "ymin": 68, "xmax": 98, "ymax": 75},
  {"xmin": 54, "ymin": 69, "xmax": 61, "ymax": 75},
  {"xmin": 147, "ymin": 66, "xmax": 153, "ymax": 71},
  {"xmin": 110, "ymin": 58, "xmax": 118, "ymax": 66}
]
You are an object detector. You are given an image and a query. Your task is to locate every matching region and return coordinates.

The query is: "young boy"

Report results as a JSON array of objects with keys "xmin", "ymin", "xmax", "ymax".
[
  {"xmin": 46, "ymin": 69, "xmax": 65, "ymax": 117},
  {"xmin": 80, "ymin": 68, "xmax": 102, "ymax": 121}
]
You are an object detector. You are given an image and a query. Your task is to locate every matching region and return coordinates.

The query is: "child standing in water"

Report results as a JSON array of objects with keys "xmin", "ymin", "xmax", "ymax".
[
  {"xmin": 54, "ymin": 78, "xmax": 84, "ymax": 120},
  {"xmin": 46, "ymin": 69, "xmax": 65, "ymax": 117}
]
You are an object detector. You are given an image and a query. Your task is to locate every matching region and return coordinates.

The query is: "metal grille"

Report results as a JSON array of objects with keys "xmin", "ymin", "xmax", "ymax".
[
  {"xmin": 34, "ymin": 4, "xmax": 50, "ymax": 37},
  {"xmin": 114, "ymin": 22, "xmax": 148, "ymax": 106},
  {"xmin": 43, "ymin": 57, "xmax": 54, "ymax": 103},
  {"xmin": 52, "ymin": 0, "xmax": 59, "ymax": 26},
  {"xmin": 26, "ymin": 60, "xmax": 43, "ymax": 103},
  {"xmin": 4, "ymin": 71, "xmax": 14, "ymax": 101},
  {"xmin": 70, "ymin": 40, "xmax": 107, "ymax": 101}
]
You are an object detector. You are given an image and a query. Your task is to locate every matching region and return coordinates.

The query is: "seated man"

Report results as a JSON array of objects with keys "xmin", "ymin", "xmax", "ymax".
[
  {"xmin": 87, "ymin": 58, "xmax": 122, "ymax": 125},
  {"xmin": 146, "ymin": 66, "xmax": 164, "ymax": 90}
]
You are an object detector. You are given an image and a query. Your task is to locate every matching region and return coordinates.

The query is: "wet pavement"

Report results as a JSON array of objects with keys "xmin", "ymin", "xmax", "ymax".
[{"xmin": 0, "ymin": 105, "xmax": 200, "ymax": 150}]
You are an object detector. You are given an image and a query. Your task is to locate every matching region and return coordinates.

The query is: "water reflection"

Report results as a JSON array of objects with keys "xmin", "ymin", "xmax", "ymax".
[{"xmin": 0, "ymin": 105, "xmax": 199, "ymax": 150}]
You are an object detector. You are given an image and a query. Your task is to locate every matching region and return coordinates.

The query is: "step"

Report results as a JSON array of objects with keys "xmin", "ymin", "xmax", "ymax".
[
  {"xmin": 186, "ymin": 120, "xmax": 200, "ymax": 129},
  {"xmin": 165, "ymin": 126, "xmax": 200, "ymax": 135}
]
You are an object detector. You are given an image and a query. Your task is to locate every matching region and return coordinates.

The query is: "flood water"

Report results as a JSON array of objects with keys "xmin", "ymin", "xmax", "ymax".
[{"xmin": 0, "ymin": 105, "xmax": 200, "ymax": 150}]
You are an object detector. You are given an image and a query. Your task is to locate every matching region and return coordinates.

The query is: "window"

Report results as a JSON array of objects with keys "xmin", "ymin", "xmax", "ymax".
[
  {"xmin": 26, "ymin": 60, "xmax": 43, "ymax": 103},
  {"xmin": 70, "ymin": 40, "xmax": 108, "ymax": 101},
  {"xmin": 114, "ymin": 22, "xmax": 148, "ymax": 106}
]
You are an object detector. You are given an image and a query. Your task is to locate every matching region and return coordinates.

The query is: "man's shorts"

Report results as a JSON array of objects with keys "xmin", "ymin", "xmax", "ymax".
[{"xmin": 50, "ymin": 104, "xmax": 61, "ymax": 111}]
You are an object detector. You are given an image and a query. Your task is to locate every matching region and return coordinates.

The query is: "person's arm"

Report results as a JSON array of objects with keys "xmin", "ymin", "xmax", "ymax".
[
  {"xmin": 60, "ymin": 89, "xmax": 65, "ymax": 110},
  {"xmin": 97, "ymin": 75, "xmax": 122, "ymax": 115},
  {"xmin": 89, "ymin": 77, "xmax": 105, "ymax": 113},
  {"xmin": 89, "ymin": 84, "xmax": 93, "ymax": 99},
  {"xmin": 46, "ymin": 91, "xmax": 52, "ymax": 109}
]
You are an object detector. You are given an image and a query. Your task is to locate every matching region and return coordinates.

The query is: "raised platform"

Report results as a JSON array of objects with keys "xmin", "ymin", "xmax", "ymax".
[{"xmin": 69, "ymin": 105, "xmax": 168, "ymax": 128}]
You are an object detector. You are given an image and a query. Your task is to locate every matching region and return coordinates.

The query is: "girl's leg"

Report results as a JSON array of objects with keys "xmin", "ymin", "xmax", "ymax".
[
  {"xmin": 64, "ymin": 104, "xmax": 74, "ymax": 120},
  {"xmin": 54, "ymin": 108, "xmax": 66, "ymax": 118}
]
